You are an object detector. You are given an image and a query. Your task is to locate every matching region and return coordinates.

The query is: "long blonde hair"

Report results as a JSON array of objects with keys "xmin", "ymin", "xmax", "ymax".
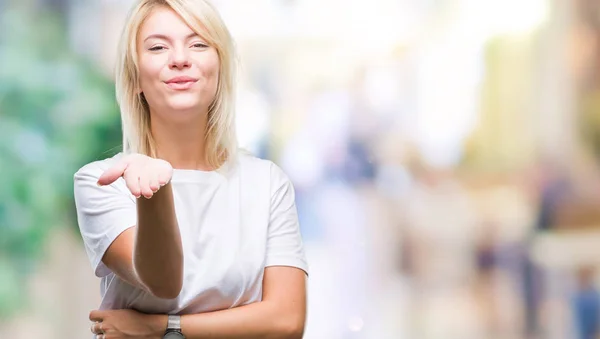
[{"xmin": 115, "ymin": 0, "xmax": 238, "ymax": 170}]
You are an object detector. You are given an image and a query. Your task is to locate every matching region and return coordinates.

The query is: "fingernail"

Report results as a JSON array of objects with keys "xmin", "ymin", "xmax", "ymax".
[{"xmin": 97, "ymin": 182, "xmax": 103, "ymax": 187}]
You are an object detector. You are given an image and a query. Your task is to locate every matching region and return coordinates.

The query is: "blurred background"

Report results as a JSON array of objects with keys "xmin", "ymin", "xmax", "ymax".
[{"xmin": 3, "ymin": 0, "xmax": 600, "ymax": 338}]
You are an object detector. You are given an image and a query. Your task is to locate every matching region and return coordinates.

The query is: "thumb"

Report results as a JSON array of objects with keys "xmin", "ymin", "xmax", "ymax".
[
  {"xmin": 97, "ymin": 160, "xmax": 129, "ymax": 186},
  {"xmin": 89, "ymin": 309, "xmax": 107, "ymax": 322}
]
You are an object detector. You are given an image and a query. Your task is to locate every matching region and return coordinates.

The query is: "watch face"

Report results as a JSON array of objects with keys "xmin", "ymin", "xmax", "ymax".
[{"xmin": 163, "ymin": 331, "xmax": 185, "ymax": 339}]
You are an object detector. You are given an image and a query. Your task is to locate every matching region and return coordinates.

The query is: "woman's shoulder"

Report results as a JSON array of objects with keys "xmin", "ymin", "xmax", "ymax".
[
  {"xmin": 237, "ymin": 149, "xmax": 271, "ymax": 169},
  {"xmin": 236, "ymin": 150, "xmax": 291, "ymax": 185}
]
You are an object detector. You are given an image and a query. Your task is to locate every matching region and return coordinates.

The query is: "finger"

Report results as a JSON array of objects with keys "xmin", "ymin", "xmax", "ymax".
[
  {"xmin": 139, "ymin": 171, "xmax": 154, "ymax": 199},
  {"xmin": 123, "ymin": 167, "xmax": 142, "ymax": 198},
  {"xmin": 149, "ymin": 174, "xmax": 160, "ymax": 193},
  {"xmin": 157, "ymin": 168, "xmax": 172, "ymax": 187},
  {"xmin": 90, "ymin": 322, "xmax": 103, "ymax": 334},
  {"xmin": 89, "ymin": 310, "xmax": 105, "ymax": 322},
  {"xmin": 97, "ymin": 160, "xmax": 129, "ymax": 186}
]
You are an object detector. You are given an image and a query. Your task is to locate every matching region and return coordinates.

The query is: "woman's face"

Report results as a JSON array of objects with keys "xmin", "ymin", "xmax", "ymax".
[{"xmin": 137, "ymin": 6, "xmax": 220, "ymax": 121}]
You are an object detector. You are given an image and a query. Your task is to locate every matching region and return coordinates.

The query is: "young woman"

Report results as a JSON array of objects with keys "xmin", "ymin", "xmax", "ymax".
[{"xmin": 73, "ymin": 1, "xmax": 308, "ymax": 338}]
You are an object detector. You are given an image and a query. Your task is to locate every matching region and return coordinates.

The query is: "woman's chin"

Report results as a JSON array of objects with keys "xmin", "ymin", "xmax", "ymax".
[{"xmin": 166, "ymin": 100, "xmax": 203, "ymax": 114}]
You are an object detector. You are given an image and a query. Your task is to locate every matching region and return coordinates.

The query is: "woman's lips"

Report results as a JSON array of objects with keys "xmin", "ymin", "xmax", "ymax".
[
  {"xmin": 165, "ymin": 80, "xmax": 197, "ymax": 90},
  {"xmin": 164, "ymin": 76, "xmax": 198, "ymax": 90}
]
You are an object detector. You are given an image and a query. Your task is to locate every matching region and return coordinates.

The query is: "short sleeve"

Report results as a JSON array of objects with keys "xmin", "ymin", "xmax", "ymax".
[
  {"xmin": 73, "ymin": 162, "xmax": 137, "ymax": 278},
  {"xmin": 265, "ymin": 164, "xmax": 309, "ymax": 276}
]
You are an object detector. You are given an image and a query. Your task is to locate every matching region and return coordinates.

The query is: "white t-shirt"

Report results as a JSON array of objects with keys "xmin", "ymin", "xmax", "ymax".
[{"xmin": 73, "ymin": 152, "xmax": 308, "ymax": 314}]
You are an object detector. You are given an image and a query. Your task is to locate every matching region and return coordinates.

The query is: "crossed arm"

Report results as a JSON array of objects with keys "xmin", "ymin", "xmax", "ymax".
[{"xmin": 90, "ymin": 265, "xmax": 306, "ymax": 339}]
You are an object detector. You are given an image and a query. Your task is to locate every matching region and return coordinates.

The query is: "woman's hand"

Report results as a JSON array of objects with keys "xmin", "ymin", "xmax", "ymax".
[
  {"xmin": 97, "ymin": 153, "xmax": 173, "ymax": 199},
  {"xmin": 89, "ymin": 309, "xmax": 166, "ymax": 339}
]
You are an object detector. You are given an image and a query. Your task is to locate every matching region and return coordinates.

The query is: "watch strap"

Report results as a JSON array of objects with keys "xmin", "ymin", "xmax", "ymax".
[{"xmin": 167, "ymin": 315, "xmax": 181, "ymax": 331}]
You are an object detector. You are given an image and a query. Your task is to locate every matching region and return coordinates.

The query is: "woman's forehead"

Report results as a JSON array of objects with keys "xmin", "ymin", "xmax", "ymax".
[{"xmin": 139, "ymin": 6, "xmax": 206, "ymax": 41}]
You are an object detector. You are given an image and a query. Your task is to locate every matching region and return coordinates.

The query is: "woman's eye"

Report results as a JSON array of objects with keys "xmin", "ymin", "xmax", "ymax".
[
  {"xmin": 149, "ymin": 46, "xmax": 165, "ymax": 51},
  {"xmin": 192, "ymin": 43, "xmax": 208, "ymax": 48}
]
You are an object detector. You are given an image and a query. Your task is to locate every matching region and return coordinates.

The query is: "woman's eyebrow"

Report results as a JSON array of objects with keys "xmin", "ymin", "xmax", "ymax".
[{"xmin": 143, "ymin": 32, "xmax": 200, "ymax": 43}]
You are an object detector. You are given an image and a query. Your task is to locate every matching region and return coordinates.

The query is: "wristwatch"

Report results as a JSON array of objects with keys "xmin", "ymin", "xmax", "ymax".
[{"xmin": 163, "ymin": 315, "xmax": 185, "ymax": 339}]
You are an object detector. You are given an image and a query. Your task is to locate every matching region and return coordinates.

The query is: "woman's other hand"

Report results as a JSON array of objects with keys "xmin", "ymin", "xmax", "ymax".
[{"xmin": 89, "ymin": 309, "xmax": 166, "ymax": 339}]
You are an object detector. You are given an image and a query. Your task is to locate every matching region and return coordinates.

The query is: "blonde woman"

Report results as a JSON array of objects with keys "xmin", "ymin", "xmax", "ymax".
[{"xmin": 73, "ymin": 1, "xmax": 308, "ymax": 338}]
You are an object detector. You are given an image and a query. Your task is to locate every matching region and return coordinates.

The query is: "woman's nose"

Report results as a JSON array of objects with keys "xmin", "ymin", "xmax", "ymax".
[{"xmin": 169, "ymin": 46, "xmax": 190, "ymax": 69}]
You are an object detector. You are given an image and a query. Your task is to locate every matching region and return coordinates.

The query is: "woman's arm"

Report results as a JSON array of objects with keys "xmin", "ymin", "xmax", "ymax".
[
  {"xmin": 100, "ymin": 183, "xmax": 183, "ymax": 299},
  {"xmin": 178, "ymin": 266, "xmax": 306, "ymax": 339},
  {"xmin": 90, "ymin": 266, "xmax": 306, "ymax": 339},
  {"xmin": 98, "ymin": 155, "xmax": 183, "ymax": 299}
]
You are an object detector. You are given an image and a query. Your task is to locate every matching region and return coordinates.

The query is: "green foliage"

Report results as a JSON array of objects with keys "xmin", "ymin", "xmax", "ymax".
[{"xmin": 0, "ymin": 5, "xmax": 122, "ymax": 318}]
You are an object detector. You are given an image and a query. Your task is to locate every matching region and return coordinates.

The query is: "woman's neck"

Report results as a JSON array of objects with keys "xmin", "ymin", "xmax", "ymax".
[{"xmin": 150, "ymin": 113, "xmax": 211, "ymax": 170}]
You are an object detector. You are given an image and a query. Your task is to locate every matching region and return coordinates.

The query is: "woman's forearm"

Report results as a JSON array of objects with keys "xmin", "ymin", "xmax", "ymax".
[
  {"xmin": 149, "ymin": 301, "xmax": 304, "ymax": 339},
  {"xmin": 134, "ymin": 182, "xmax": 183, "ymax": 299}
]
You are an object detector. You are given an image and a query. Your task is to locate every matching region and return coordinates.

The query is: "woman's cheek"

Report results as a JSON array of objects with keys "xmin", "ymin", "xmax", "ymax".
[{"xmin": 200, "ymin": 51, "xmax": 220, "ymax": 78}]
